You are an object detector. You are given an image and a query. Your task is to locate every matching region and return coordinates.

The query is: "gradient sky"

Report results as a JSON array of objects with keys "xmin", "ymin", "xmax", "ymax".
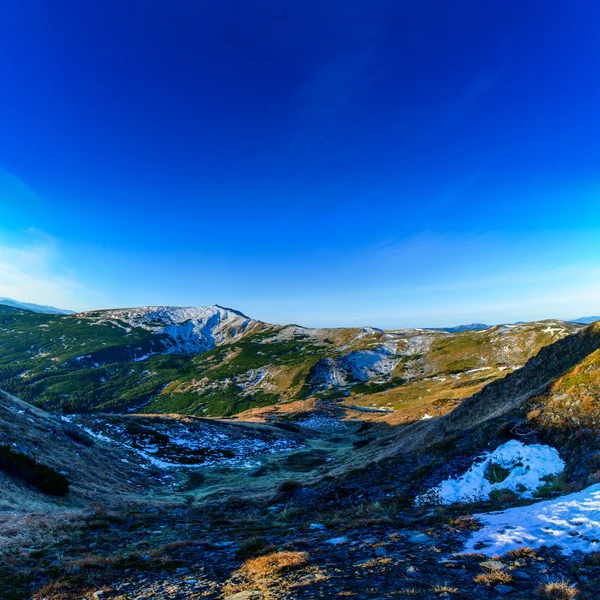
[{"xmin": 1, "ymin": 0, "xmax": 600, "ymax": 327}]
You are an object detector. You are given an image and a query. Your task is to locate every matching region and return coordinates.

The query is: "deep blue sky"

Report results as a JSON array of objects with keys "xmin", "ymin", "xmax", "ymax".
[{"xmin": 1, "ymin": 1, "xmax": 599, "ymax": 326}]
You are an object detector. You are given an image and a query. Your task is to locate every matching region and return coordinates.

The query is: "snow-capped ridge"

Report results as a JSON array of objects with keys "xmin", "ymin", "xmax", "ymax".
[{"xmin": 80, "ymin": 304, "xmax": 261, "ymax": 355}]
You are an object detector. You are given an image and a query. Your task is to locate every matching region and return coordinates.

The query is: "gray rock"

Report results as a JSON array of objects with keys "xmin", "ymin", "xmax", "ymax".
[
  {"xmin": 324, "ymin": 536, "xmax": 348, "ymax": 545},
  {"xmin": 512, "ymin": 570, "xmax": 532, "ymax": 580},
  {"xmin": 375, "ymin": 546, "xmax": 387, "ymax": 557},
  {"xmin": 309, "ymin": 523, "xmax": 327, "ymax": 530},
  {"xmin": 407, "ymin": 531, "xmax": 434, "ymax": 544},
  {"xmin": 480, "ymin": 559, "xmax": 505, "ymax": 571},
  {"xmin": 92, "ymin": 593, "xmax": 106, "ymax": 600},
  {"xmin": 495, "ymin": 585, "xmax": 516, "ymax": 595}
]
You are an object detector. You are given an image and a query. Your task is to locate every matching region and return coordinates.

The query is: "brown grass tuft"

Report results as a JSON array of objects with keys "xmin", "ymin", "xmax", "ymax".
[
  {"xmin": 431, "ymin": 584, "xmax": 459, "ymax": 594},
  {"xmin": 535, "ymin": 580, "xmax": 578, "ymax": 599},
  {"xmin": 65, "ymin": 553, "xmax": 114, "ymax": 572},
  {"xmin": 241, "ymin": 550, "xmax": 308, "ymax": 578},
  {"xmin": 506, "ymin": 546, "xmax": 538, "ymax": 559},
  {"xmin": 445, "ymin": 516, "xmax": 481, "ymax": 531},
  {"xmin": 474, "ymin": 569, "xmax": 513, "ymax": 586}
]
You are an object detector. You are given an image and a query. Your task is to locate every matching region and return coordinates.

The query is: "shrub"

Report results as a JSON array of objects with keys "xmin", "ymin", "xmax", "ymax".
[
  {"xmin": 445, "ymin": 516, "xmax": 481, "ymax": 532},
  {"xmin": 236, "ymin": 537, "xmax": 277, "ymax": 561},
  {"xmin": 584, "ymin": 552, "xmax": 600, "ymax": 566},
  {"xmin": 182, "ymin": 471, "xmax": 205, "ymax": 490},
  {"xmin": 484, "ymin": 462, "xmax": 511, "ymax": 484},
  {"xmin": 63, "ymin": 425, "xmax": 93, "ymax": 446},
  {"xmin": 0, "ymin": 444, "xmax": 69, "ymax": 496},
  {"xmin": 276, "ymin": 480, "xmax": 303, "ymax": 495},
  {"xmin": 535, "ymin": 473, "xmax": 570, "ymax": 498},
  {"xmin": 489, "ymin": 488, "xmax": 519, "ymax": 505}
]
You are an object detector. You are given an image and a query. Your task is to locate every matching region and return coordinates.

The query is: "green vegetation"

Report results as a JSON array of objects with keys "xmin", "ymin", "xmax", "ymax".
[
  {"xmin": 484, "ymin": 461, "xmax": 511, "ymax": 484},
  {"xmin": 0, "ymin": 444, "xmax": 70, "ymax": 496},
  {"xmin": 351, "ymin": 377, "xmax": 406, "ymax": 395}
]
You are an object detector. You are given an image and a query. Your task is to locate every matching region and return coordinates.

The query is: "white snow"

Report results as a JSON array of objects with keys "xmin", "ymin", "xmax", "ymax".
[
  {"xmin": 462, "ymin": 483, "xmax": 600, "ymax": 556},
  {"xmin": 416, "ymin": 440, "xmax": 565, "ymax": 505}
]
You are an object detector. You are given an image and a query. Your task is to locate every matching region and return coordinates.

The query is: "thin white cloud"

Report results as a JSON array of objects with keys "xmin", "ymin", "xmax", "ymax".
[{"xmin": 0, "ymin": 229, "xmax": 98, "ymax": 312}]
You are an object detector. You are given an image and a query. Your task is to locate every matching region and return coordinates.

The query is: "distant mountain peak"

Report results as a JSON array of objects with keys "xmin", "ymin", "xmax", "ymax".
[
  {"xmin": 0, "ymin": 297, "xmax": 74, "ymax": 315},
  {"xmin": 571, "ymin": 316, "xmax": 600, "ymax": 325},
  {"xmin": 429, "ymin": 323, "xmax": 491, "ymax": 334}
]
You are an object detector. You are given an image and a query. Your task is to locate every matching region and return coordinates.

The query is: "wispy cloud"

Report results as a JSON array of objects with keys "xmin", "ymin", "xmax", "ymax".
[{"xmin": 0, "ymin": 229, "xmax": 99, "ymax": 311}]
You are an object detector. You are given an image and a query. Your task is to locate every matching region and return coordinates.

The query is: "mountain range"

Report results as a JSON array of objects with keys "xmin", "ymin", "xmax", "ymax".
[
  {"xmin": 0, "ymin": 297, "xmax": 75, "ymax": 315},
  {"xmin": 0, "ymin": 301, "xmax": 584, "ymax": 420},
  {"xmin": 571, "ymin": 316, "xmax": 600, "ymax": 324}
]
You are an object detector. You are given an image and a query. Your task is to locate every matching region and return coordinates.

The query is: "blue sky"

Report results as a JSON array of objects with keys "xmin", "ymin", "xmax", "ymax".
[{"xmin": 1, "ymin": 0, "xmax": 599, "ymax": 327}]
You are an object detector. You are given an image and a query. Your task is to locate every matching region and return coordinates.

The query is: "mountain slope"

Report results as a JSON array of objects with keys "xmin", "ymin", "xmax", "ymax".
[
  {"xmin": 0, "ymin": 297, "xmax": 74, "ymax": 315},
  {"xmin": 389, "ymin": 321, "xmax": 600, "ymax": 455}
]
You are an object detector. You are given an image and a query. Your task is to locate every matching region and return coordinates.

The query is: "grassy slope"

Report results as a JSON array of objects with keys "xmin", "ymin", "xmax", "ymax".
[
  {"xmin": 384, "ymin": 322, "xmax": 600, "ymax": 459},
  {"xmin": 347, "ymin": 322, "xmax": 581, "ymax": 422}
]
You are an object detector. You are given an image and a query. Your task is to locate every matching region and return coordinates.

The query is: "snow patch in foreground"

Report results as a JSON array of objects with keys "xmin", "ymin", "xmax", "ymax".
[
  {"xmin": 416, "ymin": 440, "xmax": 564, "ymax": 505},
  {"xmin": 462, "ymin": 483, "xmax": 600, "ymax": 556}
]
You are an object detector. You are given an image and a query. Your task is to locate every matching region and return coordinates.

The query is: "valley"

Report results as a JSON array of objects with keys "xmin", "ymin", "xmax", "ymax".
[{"xmin": 1, "ymin": 304, "xmax": 600, "ymax": 599}]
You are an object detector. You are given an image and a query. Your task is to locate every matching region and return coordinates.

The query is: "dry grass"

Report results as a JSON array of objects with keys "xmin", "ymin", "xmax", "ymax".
[
  {"xmin": 65, "ymin": 553, "xmax": 114, "ymax": 572},
  {"xmin": 473, "ymin": 569, "xmax": 513, "ymax": 586},
  {"xmin": 535, "ymin": 580, "xmax": 578, "ymax": 599},
  {"xmin": 0, "ymin": 510, "xmax": 88, "ymax": 560},
  {"xmin": 431, "ymin": 584, "xmax": 459, "ymax": 594},
  {"xmin": 223, "ymin": 551, "xmax": 309, "ymax": 597},
  {"xmin": 241, "ymin": 551, "xmax": 308, "ymax": 578},
  {"xmin": 506, "ymin": 546, "xmax": 538, "ymax": 559},
  {"xmin": 445, "ymin": 516, "xmax": 481, "ymax": 531}
]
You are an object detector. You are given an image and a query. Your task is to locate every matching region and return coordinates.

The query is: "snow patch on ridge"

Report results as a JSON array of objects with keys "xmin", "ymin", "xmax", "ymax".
[
  {"xmin": 416, "ymin": 440, "xmax": 565, "ymax": 505},
  {"xmin": 311, "ymin": 344, "xmax": 401, "ymax": 389},
  {"xmin": 83, "ymin": 305, "xmax": 258, "ymax": 355}
]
